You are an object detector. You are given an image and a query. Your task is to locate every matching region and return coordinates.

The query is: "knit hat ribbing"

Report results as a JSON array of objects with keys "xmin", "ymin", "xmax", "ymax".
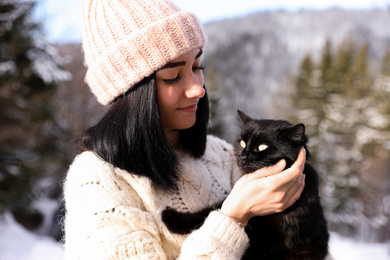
[{"xmin": 82, "ymin": 0, "xmax": 206, "ymax": 105}]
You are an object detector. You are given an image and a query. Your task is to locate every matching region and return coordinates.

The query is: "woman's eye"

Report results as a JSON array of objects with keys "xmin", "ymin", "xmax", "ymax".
[
  {"xmin": 193, "ymin": 65, "xmax": 205, "ymax": 71},
  {"xmin": 163, "ymin": 75, "xmax": 181, "ymax": 84},
  {"xmin": 162, "ymin": 65, "xmax": 204, "ymax": 84}
]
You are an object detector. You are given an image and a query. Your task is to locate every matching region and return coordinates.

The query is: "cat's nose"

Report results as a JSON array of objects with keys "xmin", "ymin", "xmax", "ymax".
[{"xmin": 239, "ymin": 156, "xmax": 246, "ymax": 163}]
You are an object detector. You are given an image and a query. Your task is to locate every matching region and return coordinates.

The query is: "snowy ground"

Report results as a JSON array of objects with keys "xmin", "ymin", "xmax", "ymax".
[
  {"xmin": 0, "ymin": 213, "xmax": 63, "ymax": 260},
  {"xmin": 0, "ymin": 212, "xmax": 389, "ymax": 260},
  {"xmin": 329, "ymin": 232, "xmax": 389, "ymax": 260}
]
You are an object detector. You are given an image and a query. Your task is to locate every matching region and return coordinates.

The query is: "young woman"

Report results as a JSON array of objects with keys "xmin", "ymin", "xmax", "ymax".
[{"xmin": 63, "ymin": 0, "xmax": 306, "ymax": 259}]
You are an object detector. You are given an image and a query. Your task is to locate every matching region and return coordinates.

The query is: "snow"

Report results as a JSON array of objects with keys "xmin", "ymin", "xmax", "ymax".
[
  {"xmin": 329, "ymin": 233, "xmax": 390, "ymax": 260},
  {"xmin": 32, "ymin": 197, "xmax": 62, "ymax": 235},
  {"xmin": 0, "ymin": 61, "xmax": 17, "ymax": 75},
  {"xmin": 27, "ymin": 42, "xmax": 72, "ymax": 84},
  {"xmin": 0, "ymin": 212, "xmax": 389, "ymax": 260},
  {"xmin": 0, "ymin": 213, "xmax": 64, "ymax": 260}
]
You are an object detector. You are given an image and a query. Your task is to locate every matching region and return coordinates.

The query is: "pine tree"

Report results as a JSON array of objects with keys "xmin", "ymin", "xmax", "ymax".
[
  {"xmin": 288, "ymin": 39, "xmax": 390, "ymax": 239},
  {"xmin": 205, "ymin": 61, "xmax": 227, "ymax": 139},
  {"xmin": 0, "ymin": 0, "xmax": 70, "ymax": 216},
  {"xmin": 377, "ymin": 49, "xmax": 390, "ymax": 118},
  {"xmin": 322, "ymin": 41, "xmax": 372, "ymax": 213}
]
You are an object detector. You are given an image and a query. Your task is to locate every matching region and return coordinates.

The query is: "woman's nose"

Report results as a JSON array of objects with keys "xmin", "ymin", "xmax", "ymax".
[{"xmin": 185, "ymin": 73, "xmax": 205, "ymax": 99}]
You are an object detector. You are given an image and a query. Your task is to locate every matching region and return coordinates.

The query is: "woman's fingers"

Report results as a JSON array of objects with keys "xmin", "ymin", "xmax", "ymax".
[
  {"xmin": 247, "ymin": 159, "xmax": 286, "ymax": 180},
  {"xmin": 257, "ymin": 148, "xmax": 306, "ymax": 212},
  {"xmin": 273, "ymin": 148, "xmax": 306, "ymax": 185},
  {"xmin": 284, "ymin": 174, "xmax": 305, "ymax": 210},
  {"xmin": 247, "ymin": 148, "xmax": 306, "ymax": 182},
  {"xmin": 221, "ymin": 148, "xmax": 307, "ymax": 226},
  {"xmin": 273, "ymin": 149, "xmax": 306, "ymax": 211}
]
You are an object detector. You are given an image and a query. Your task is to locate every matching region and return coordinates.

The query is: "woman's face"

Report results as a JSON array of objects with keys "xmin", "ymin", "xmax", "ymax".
[{"xmin": 156, "ymin": 48, "xmax": 205, "ymax": 131}]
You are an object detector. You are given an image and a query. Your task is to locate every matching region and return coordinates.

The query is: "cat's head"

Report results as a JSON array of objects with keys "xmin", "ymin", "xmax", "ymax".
[{"xmin": 234, "ymin": 110, "xmax": 309, "ymax": 174}]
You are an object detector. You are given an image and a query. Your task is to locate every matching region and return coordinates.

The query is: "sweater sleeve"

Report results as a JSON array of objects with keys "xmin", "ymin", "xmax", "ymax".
[
  {"xmin": 63, "ymin": 152, "xmax": 168, "ymax": 260},
  {"xmin": 64, "ymin": 151, "xmax": 248, "ymax": 259},
  {"xmin": 180, "ymin": 211, "xmax": 249, "ymax": 259},
  {"xmin": 66, "ymin": 212, "xmax": 168, "ymax": 260}
]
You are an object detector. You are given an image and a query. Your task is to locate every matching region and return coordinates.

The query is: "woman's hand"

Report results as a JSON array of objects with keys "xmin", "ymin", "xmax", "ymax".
[{"xmin": 221, "ymin": 148, "xmax": 306, "ymax": 227}]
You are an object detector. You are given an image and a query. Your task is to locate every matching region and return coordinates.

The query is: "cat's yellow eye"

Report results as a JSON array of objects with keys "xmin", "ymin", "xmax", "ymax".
[
  {"xmin": 258, "ymin": 144, "xmax": 268, "ymax": 151},
  {"xmin": 240, "ymin": 140, "xmax": 246, "ymax": 149}
]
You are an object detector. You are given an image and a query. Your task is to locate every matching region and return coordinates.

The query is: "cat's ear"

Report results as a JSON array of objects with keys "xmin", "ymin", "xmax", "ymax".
[
  {"xmin": 237, "ymin": 110, "xmax": 253, "ymax": 125},
  {"xmin": 284, "ymin": 123, "xmax": 305, "ymax": 143}
]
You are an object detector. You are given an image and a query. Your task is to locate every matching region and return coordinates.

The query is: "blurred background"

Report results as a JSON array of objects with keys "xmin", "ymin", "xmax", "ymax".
[{"xmin": 0, "ymin": 0, "xmax": 390, "ymax": 259}]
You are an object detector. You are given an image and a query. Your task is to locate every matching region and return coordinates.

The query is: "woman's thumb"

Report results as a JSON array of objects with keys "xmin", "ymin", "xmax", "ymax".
[{"xmin": 250, "ymin": 159, "xmax": 286, "ymax": 179}]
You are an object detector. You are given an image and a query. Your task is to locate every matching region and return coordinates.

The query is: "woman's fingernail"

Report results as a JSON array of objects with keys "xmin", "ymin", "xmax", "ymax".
[{"xmin": 277, "ymin": 160, "xmax": 285, "ymax": 168}]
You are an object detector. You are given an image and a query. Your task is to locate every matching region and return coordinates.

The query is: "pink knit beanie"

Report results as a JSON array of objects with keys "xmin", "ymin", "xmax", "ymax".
[{"xmin": 82, "ymin": 0, "xmax": 207, "ymax": 105}]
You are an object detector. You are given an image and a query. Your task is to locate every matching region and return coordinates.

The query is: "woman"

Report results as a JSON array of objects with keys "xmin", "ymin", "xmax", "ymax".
[{"xmin": 63, "ymin": 0, "xmax": 306, "ymax": 259}]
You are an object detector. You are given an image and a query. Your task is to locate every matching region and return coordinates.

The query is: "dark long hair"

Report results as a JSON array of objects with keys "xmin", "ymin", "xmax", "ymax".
[{"xmin": 77, "ymin": 73, "xmax": 209, "ymax": 191}]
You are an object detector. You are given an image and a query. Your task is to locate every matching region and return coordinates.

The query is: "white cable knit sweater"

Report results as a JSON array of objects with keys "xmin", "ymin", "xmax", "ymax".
[{"xmin": 63, "ymin": 135, "xmax": 249, "ymax": 259}]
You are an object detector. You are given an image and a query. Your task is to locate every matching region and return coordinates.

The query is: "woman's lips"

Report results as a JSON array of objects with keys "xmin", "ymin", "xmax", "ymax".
[{"xmin": 178, "ymin": 104, "xmax": 198, "ymax": 113}]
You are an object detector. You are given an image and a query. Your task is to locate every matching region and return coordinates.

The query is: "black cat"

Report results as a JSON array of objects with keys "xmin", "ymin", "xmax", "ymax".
[{"xmin": 162, "ymin": 110, "xmax": 329, "ymax": 260}]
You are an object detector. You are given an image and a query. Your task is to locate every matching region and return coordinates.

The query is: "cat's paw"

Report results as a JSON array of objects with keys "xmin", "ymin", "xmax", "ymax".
[{"xmin": 161, "ymin": 207, "xmax": 193, "ymax": 235}]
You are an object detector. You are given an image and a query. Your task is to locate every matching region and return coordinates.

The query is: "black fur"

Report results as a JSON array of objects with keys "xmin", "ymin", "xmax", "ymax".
[{"xmin": 162, "ymin": 110, "xmax": 329, "ymax": 259}]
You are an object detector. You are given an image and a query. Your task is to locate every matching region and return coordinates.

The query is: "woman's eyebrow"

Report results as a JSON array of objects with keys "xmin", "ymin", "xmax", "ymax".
[
  {"xmin": 195, "ymin": 49, "xmax": 203, "ymax": 60},
  {"xmin": 158, "ymin": 49, "xmax": 203, "ymax": 71},
  {"xmin": 159, "ymin": 61, "xmax": 186, "ymax": 70}
]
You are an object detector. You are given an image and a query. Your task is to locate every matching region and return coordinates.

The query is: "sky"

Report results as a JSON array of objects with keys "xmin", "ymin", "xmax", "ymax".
[{"xmin": 34, "ymin": 0, "xmax": 390, "ymax": 43}]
